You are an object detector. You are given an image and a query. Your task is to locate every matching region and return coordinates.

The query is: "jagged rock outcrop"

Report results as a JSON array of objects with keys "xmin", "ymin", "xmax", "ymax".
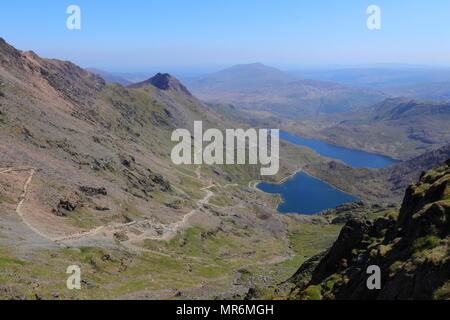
[
  {"xmin": 79, "ymin": 186, "xmax": 107, "ymax": 197},
  {"xmin": 289, "ymin": 159, "xmax": 450, "ymax": 300},
  {"xmin": 53, "ymin": 194, "xmax": 82, "ymax": 217}
]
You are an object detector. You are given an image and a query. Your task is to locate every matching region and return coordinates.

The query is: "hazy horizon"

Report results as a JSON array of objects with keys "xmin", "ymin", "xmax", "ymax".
[
  {"xmin": 94, "ymin": 62, "xmax": 450, "ymax": 78},
  {"xmin": 2, "ymin": 0, "xmax": 450, "ymax": 71}
]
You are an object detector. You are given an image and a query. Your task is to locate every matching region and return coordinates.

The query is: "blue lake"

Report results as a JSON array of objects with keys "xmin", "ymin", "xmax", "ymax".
[
  {"xmin": 258, "ymin": 172, "xmax": 358, "ymax": 215},
  {"xmin": 279, "ymin": 131, "xmax": 400, "ymax": 168},
  {"xmin": 257, "ymin": 132, "xmax": 401, "ymax": 215}
]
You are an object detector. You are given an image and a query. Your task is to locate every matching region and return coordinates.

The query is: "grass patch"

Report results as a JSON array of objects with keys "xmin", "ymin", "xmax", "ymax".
[
  {"xmin": 298, "ymin": 285, "xmax": 323, "ymax": 300},
  {"xmin": 0, "ymin": 256, "xmax": 26, "ymax": 266},
  {"xmin": 0, "ymin": 193, "xmax": 16, "ymax": 205},
  {"xmin": 207, "ymin": 186, "xmax": 218, "ymax": 193},
  {"xmin": 412, "ymin": 235, "xmax": 441, "ymax": 256},
  {"xmin": 175, "ymin": 166, "xmax": 197, "ymax": 178},
  {"xmin": 66, "ymin": 207, "xmax": 99, "ymax": 229}
]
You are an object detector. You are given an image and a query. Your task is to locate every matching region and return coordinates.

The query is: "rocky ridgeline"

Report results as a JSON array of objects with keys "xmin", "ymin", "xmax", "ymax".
[
  {"xmin": 288, "ymin": 159, "xmax": 450, "ymax": 300},
  {"xmin": 0, "ymin": 38, "xmax": 105, "ymax": 104}
]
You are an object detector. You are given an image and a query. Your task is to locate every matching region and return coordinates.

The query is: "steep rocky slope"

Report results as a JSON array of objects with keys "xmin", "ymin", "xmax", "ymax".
[
  {"xmin": 0, "ymin": 36, "xmax": 228, "ymax": 239},
  {"xmin": 287, "ymin": 160, "xmax": 450, "ymax": 300}
]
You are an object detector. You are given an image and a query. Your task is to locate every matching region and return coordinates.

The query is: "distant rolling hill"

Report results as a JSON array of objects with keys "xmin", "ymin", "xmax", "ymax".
[
  {"xmin": 290, "ymin": 66, "xmax": 450, "ymax": 102},
  {"xmin": 184, "ymin": 63, "xmax": 387, "ymax": 119},
  {"xmin": 289, "ymin": 66, "xmax": 450, "ymax": 88},
  {"xmin": 293, "ymin": 98, "xmax": 450, "ymax": 160},
  {"xmin": 86, "ymin": 68, "xmax": 133, "ymax": 86},
  {"xmin": 381, "ymin": 81, "xmax": 450, "ymax": 102}
]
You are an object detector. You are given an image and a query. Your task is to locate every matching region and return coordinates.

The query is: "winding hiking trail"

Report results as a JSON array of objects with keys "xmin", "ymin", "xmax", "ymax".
[
  {"xmin": 56, "ymin": 183, "xmax": 215, "ymax": 245},
  {"xmin": 120, "ymin": 184, "xmax": 214, "ymax": 251},
  {"xmin": 14, "ymin": 169, "xmax": 45, "ymax": 238},
  {"xmin": 0, "ymin": 165, "xmax": 218, "ymax": 248},
  {"xmin": 1, "ymin": 166, "xmax": 294, "ymax": 269},
  {"xmin": 0, "ymin": 167, "xmax": 56, "ymax": 242}
]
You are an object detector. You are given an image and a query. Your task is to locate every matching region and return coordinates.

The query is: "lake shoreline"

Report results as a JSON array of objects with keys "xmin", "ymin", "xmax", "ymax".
[
  {"xmin": 284, "ymin": 129, "xmax": 404, "ymax": 162},
  {"xmin": 255, "ymin": 169, "xmax": 360, "ymax": 215},
  {"xmin": 279, "ymin": 131, "xmax": 401, "ymax": 168},
  {"xmin": 301, "ymin": 169, "xmax": 359, "ymax": 199},
  {"xmin": 254, "ymin": 165, "xmax": 358, "ymax": 200}
]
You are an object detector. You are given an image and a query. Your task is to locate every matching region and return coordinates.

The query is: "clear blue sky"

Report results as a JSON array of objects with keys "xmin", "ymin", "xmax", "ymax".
[{"xmin": 1, "ymin": 0, "xmax": 449, "ymax": 72}]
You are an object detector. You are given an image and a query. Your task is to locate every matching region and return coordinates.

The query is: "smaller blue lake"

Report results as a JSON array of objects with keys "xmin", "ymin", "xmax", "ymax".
[
  {"xmin": 280, "ymin": 131, "xmax": 400, "ymax": 168},
  {"xmin": 257, "ymin": 172, "xmax": 358, "ymax": 215}
]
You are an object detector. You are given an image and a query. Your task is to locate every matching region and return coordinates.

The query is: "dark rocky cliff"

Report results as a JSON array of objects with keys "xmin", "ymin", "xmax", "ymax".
[{"xmin": 288, "ymin": 159, "xmax": 450, "ymax": 300}]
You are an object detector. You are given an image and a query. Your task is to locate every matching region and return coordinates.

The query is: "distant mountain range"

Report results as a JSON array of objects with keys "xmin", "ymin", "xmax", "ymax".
[
  {"xmin": 290, "ymin": 66, "xmax": 450, "ymax": 102},
  {"xmin": 183, "ymin": 63, "xmax": 387, "ymax": 118},
  {"xmin": 381, "ymin": 81, "xmax": 450, "ymax": 102},
  {"xmin": 85, "ymin": 68, "xmax": 133, "ymax": 86},
  {"xmin": 88, "ymin": 64, "xmax": 450, "ymax": 110},
  {"xmin": 88, "ymin": 64, "xmax": 450, "ymax": 107},
  {"xmin": 290, "ymin": 66, "xmax": 450, "ymax": 88}
]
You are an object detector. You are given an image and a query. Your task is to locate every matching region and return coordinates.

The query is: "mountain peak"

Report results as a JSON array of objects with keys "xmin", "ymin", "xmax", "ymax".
[
  {"xmin": 128, "ymin": 73, "xmax": 192, "ymax": 96},
  {"xmin": 226, "ymin": 62, "xmax": 291, "ymax": 74},
  {"xmin": 149, "ymin": 73, "xmax": 180, "ymax": 90},
  {"xmin": 231, "ymin": 62, "xmax": 266, "ymax": 68},
  {"xmin": 183, "ymin": 62, "xmax": 300, "ymax": 94}
]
